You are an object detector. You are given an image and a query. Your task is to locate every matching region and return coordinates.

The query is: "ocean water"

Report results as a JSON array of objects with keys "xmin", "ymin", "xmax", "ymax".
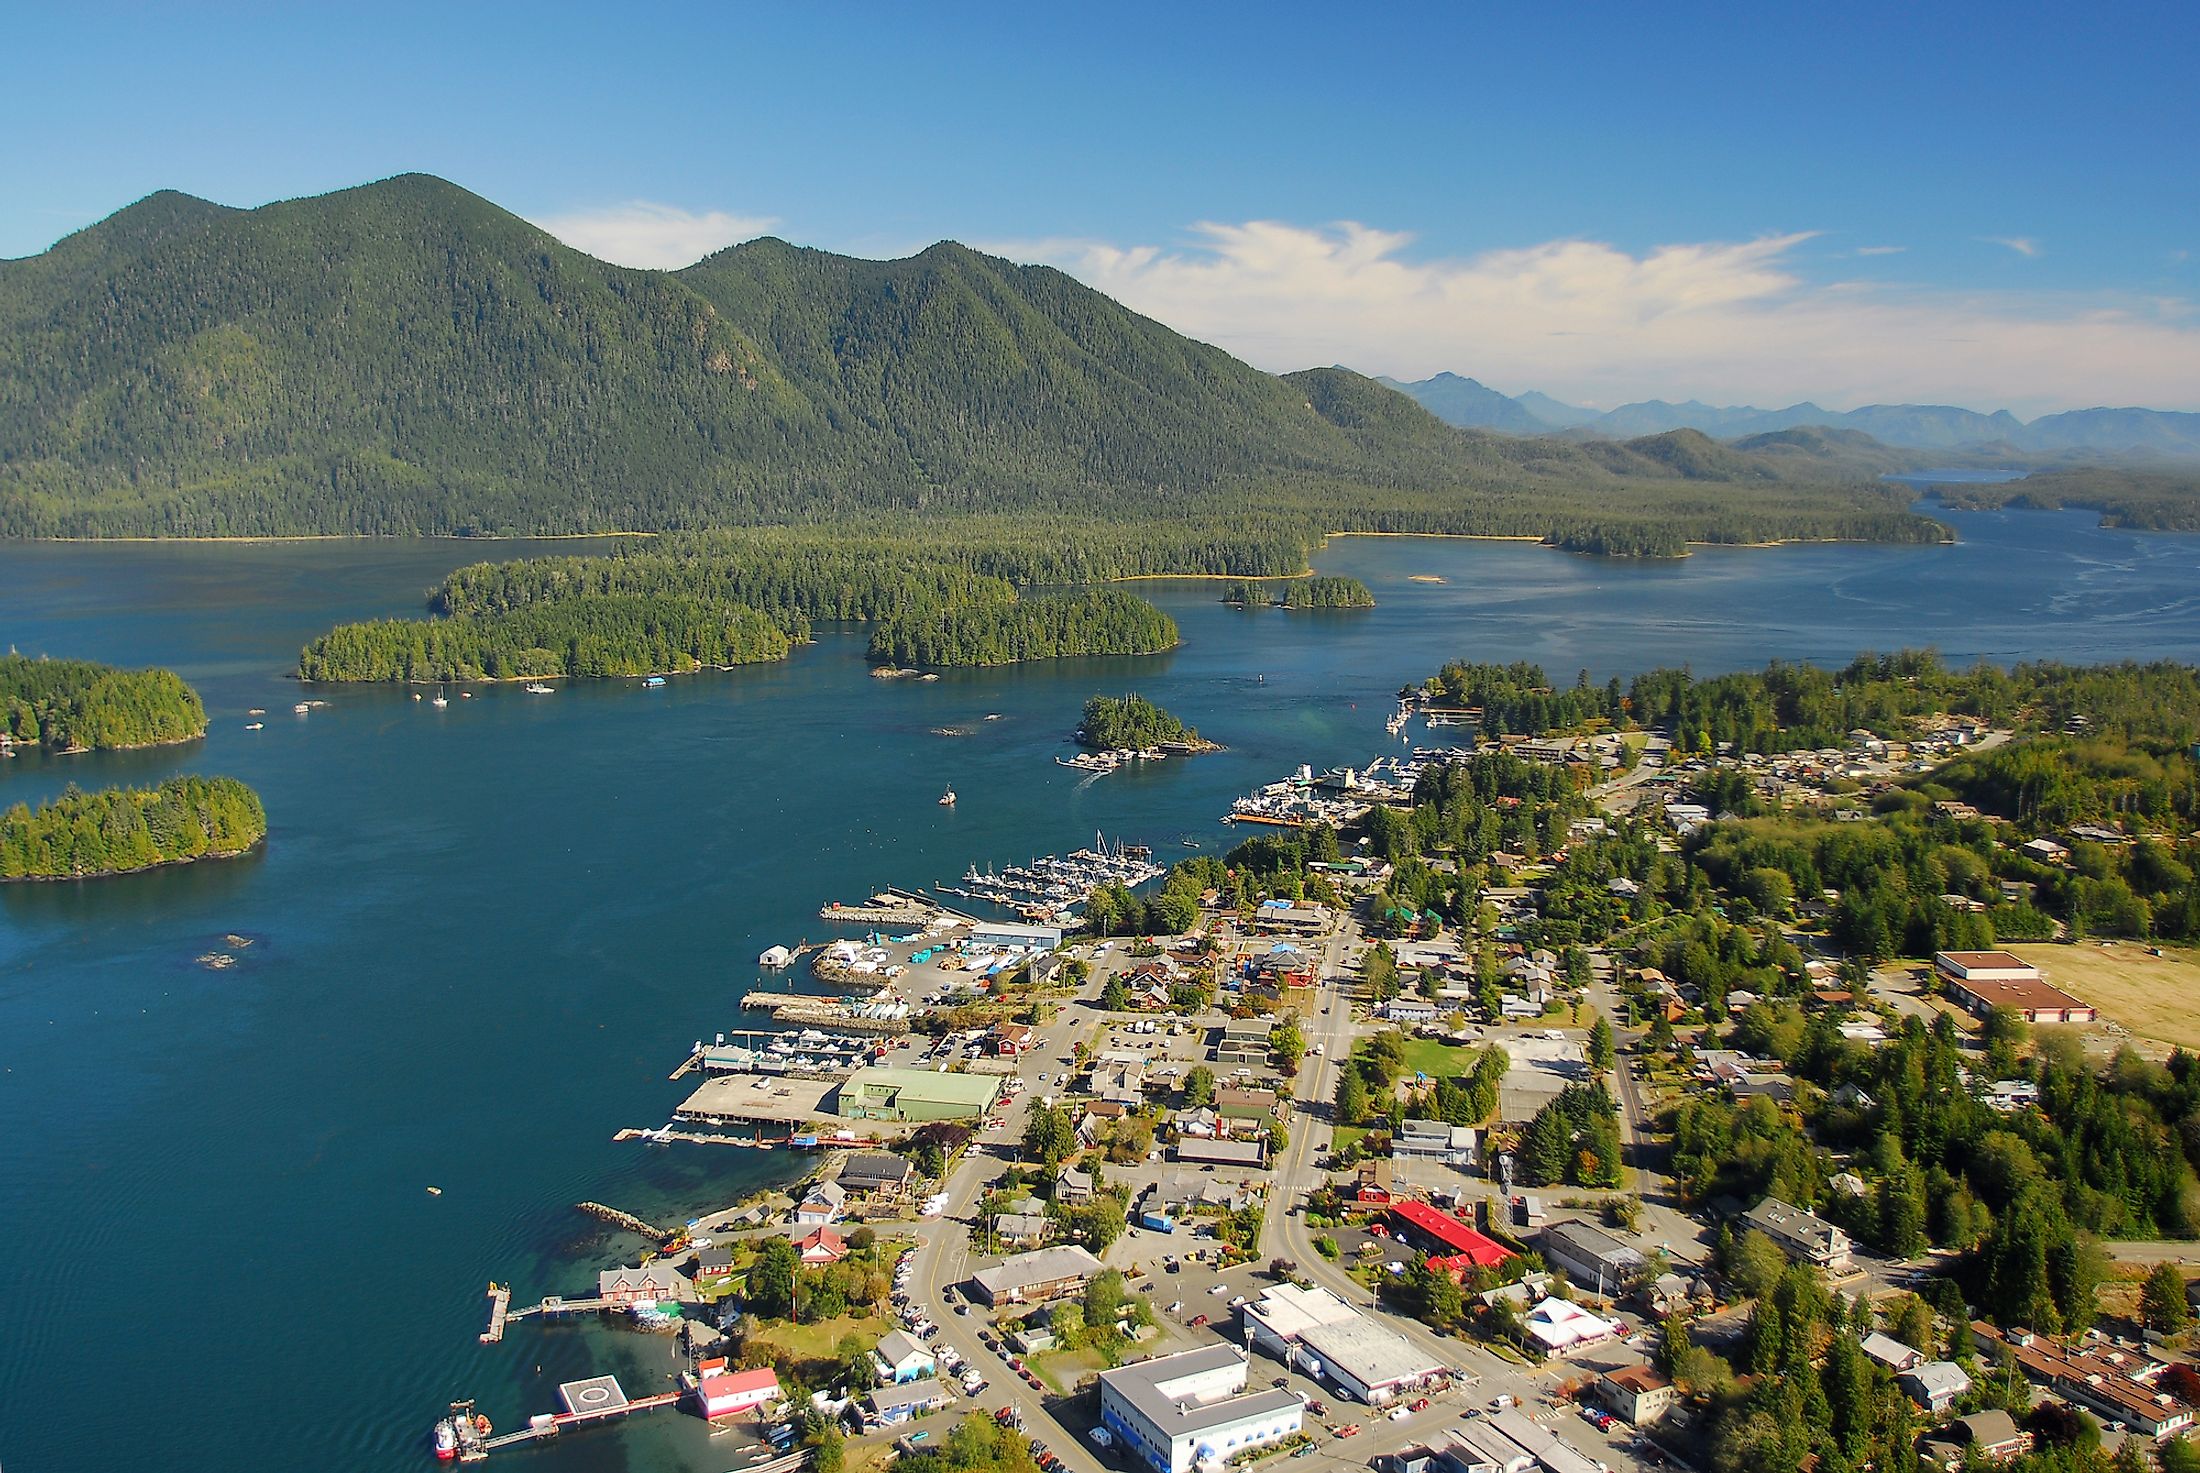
[{"xmin": 2, "ymin": 507, "xmax": 2197, "ymax": 1472}]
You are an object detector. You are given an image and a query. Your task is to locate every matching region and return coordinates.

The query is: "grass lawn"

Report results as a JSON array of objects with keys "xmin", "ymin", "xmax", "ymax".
[
  {"xmin": 1397, "ymin": 1035, "xmax": 1476, "ymax": 1079},
  {"xmin": 1333, "ymin": 1125, "xmax": 1369, "ymax": 1156},
  {"xmin": 752, "ymin": 1312, "xmax": 888, "ymax": 1362},
  {"xmin": 2008, "ymin": 941, "xmax": 2200, "ymax": 1050}
]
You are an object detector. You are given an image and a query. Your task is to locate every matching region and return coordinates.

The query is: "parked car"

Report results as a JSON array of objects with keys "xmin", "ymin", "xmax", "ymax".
[
  {"xmin": 1335, "ymin": 1424, "xmax": 1361, "ymax": 1438},
  {"xmin": 1410, "ymin": 1399, "xmax": 1430, "ymax": 1413}
]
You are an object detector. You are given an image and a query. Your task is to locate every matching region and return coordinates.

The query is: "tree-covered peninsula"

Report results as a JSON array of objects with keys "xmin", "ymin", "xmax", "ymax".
[
  {"xmin": 1076, "ymin": 693, "xmax": 1209, "ymax": 751},
  {"xmin": 297, "ymin": 595, "xmax": 797, "ymax": 682},
  {"xmin": 1, "ymin": 655, "xmax": 207, "ymax": 752},
  {"xmin": 1221, "ymin": 575, "xmax": 1375, "ymax": 609},
  {"xmin": 1, "ymin": 775, "xmax": 265, "ymax": 881}
]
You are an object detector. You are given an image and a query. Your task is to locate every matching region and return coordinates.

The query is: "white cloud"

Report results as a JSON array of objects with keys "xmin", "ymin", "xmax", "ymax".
[
  {"xmin": 1983, "ymin": 235, "xmax": 2042, "ymax": 258},
  {"xmin": 1853, "ymin": 245, "xmax": 1907, "ymax": 257},
  {"xmin": 985, "ymin": 220, "xmax": 2200, "ymax": 413},
  {"xmin": 529, "ymin": 201, "xmax": 779, "ymax": 269}
]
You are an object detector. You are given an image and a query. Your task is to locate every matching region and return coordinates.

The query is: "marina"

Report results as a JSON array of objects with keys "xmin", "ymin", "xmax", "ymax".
[{"xmin": 932, "ymin": 835, "xmax": 1163, "ymax": 920}]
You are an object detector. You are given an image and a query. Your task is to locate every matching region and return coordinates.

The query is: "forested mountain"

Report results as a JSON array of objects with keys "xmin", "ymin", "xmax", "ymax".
[{"xmin": 0, "ymin": 174, "xmax": 1946, "ymax": 556}]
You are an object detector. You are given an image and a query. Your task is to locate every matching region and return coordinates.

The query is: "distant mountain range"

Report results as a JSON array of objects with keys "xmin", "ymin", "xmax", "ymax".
[{"xmin": 1377, "ymin": 372, "xmax": 2200, "ymax": 459}]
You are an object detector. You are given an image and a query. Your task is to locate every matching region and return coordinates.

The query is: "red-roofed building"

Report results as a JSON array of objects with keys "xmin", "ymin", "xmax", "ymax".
[
  {"xmin": 698, "ymin": 1367, "xmax": 783, "ymax": 1418},
  {"xmin": 795, "ymin": 1224, "xmax": 849, "ymax": 1264},
  {"xmin": 1387, "ymin": 1201, "xmax": 1514, "ymax": 1267}
]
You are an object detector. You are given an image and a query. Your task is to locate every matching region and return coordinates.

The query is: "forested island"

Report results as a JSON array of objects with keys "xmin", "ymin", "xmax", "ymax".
[
  {"xmin": 1, "ymin": 655, "xmax": 206, "ymax": 752},
  {"xmin": 1076, "ymin": 693, "xmax": 1212, "ymax": 751},
  {"xmin": 0, "ymin": 775, "xmax": 266, "ymax": 881},
  {"xmin": 298, "ymin": 595, "xmax": 796, "ymax": 683},
  {"xmin": 300, "ymin": 534, "xmax": 1186, "ymax": 677},
  {"xmin": 867, "ymin": 589, "xmax": 1176, "ymax": 668},
  {"xmin": 1220, "ymin": 575, "xmax": 1375, "ymax": 609}
]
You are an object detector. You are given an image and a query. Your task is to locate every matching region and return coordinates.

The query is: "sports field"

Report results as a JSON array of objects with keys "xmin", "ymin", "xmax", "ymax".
[{"xmin": 2007, "ymin": 942, "xmax": 2200, "ymax": 1051}]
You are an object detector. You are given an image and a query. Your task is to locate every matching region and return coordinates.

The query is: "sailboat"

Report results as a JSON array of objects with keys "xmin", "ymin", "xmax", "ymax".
[
  {"xmin": 938, "ymin": 789, "xmax": 957, "ymax": 806},
  {"xmin": 432, "ymin": 686, "xmax": 449, "ymax": 708}
]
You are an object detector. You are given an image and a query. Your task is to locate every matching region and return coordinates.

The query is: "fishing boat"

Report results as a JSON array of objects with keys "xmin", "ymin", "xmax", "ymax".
[
  {"xmin": 524, "ymin": 682, "xmax": 555, "ymax": 694},
  {"xmin": 938, "ymin": 789, "xmax": 957, "ymax": 806}
]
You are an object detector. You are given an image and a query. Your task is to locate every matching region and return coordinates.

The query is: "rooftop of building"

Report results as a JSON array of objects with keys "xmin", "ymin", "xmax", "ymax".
[{"xmin": 1101, "ymin": 1345, "xmax": 1303, "ymax": 1440}]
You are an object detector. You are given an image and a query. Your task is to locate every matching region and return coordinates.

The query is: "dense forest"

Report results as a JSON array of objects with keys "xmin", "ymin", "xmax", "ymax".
[
  {"xmin": 0, "ymin": 654, "xmax": 206, "ymax": 751},
  {"xmin": 298, "ymin": 595, "xmax": 795, "ymax": 682},
  {"xmin": 0, "ymin": 175, "xmax": 1955, "ymax": 559},
  {"xmin": 1, "ymin": 775, "xmax": 265, "ymax": 879},
  {"xmin": 867, "ymin": 589, "xmax": 1176, "ymax": 668},
  {"xmin": 303, "ymin": 530, "xmax": 1192, "ymax": 678},
  {"xmin": 1220, "ymin": 575, "xmax": 1375, "ymax": 609},
  {"xmin": 1077, "ymin": 693, "xmax": 1198, "ymax": 750}
]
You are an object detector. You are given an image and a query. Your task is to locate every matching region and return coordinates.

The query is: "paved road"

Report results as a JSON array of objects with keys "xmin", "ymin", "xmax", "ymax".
[{"xmin": 897, "ymin": 1004, "xmax": 1116, "ymax": 1473}]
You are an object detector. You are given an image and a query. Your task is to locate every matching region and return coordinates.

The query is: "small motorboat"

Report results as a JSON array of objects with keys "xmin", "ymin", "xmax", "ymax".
[
  {"xmin": 938, "ymin": 789, "xmax": 957, "ymax": 806},
  {"xmin": 244, "ymin": 722, "xmax": 263, "ymax": 731}
]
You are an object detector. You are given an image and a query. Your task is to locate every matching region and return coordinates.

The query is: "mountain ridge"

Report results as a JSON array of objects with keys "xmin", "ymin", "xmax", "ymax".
[
  {"xmin": 0, "ymin": 173, "xmax": 1948, "ymax": 554},
  {"xmin": 1380, "ymin": 371, "xmax": 2200, "ymax": 458}
]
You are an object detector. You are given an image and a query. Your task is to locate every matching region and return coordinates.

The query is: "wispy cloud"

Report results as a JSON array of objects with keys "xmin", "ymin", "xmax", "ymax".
[
  {"xmin": 1853, "ymin": 245, "xmax": 1907, "ymax": 257},
  {"xmin": 986, "ymin": 220, "xmax": 2200, "ymax": 413},
  {"xmin": 530, "ymin": 201, "xmax": 779, "ymax": 269},
  {"xmin": 1983, "ymin": 235, "xmax": 2042, "ymax": 258}
]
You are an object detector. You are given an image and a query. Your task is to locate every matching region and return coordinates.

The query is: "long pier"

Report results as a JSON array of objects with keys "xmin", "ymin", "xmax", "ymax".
[
  {"xmin": 476, "ymin": 1389, "xmax": 684, "ymax": 1452},
  {"xmin": 479, "ymin": 1282, "xmax": 512, "ymax": 1344}
]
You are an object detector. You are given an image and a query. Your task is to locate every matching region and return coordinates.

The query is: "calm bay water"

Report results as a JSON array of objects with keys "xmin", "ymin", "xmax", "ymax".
[{"xmin": 3, "ymin": 507, "xmax": 2198, "ymax": 1473}]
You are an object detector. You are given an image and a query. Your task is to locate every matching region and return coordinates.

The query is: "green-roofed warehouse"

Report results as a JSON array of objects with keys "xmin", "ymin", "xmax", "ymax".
[{"xmin": 833, "ymin": 1068, "xmax": 1004, "ymax": 1123}]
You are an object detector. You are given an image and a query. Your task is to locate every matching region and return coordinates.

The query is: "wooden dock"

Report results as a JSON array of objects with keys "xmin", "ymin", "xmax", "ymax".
[{"xmin": 479, "ymin": 1282, "xmax": 511, "ymax": 1344}]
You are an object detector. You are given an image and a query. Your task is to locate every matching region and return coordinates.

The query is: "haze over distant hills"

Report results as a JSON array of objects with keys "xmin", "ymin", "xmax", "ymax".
[{"xmin": 1377, "ymin": 372, "xmax": 2200, "ymax": 458}]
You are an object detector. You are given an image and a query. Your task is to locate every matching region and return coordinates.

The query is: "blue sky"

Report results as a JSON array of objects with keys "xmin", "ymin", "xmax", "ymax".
[{"xmin": 5, "ymin": 1, "xmax": 2196, "ymax": 412}]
